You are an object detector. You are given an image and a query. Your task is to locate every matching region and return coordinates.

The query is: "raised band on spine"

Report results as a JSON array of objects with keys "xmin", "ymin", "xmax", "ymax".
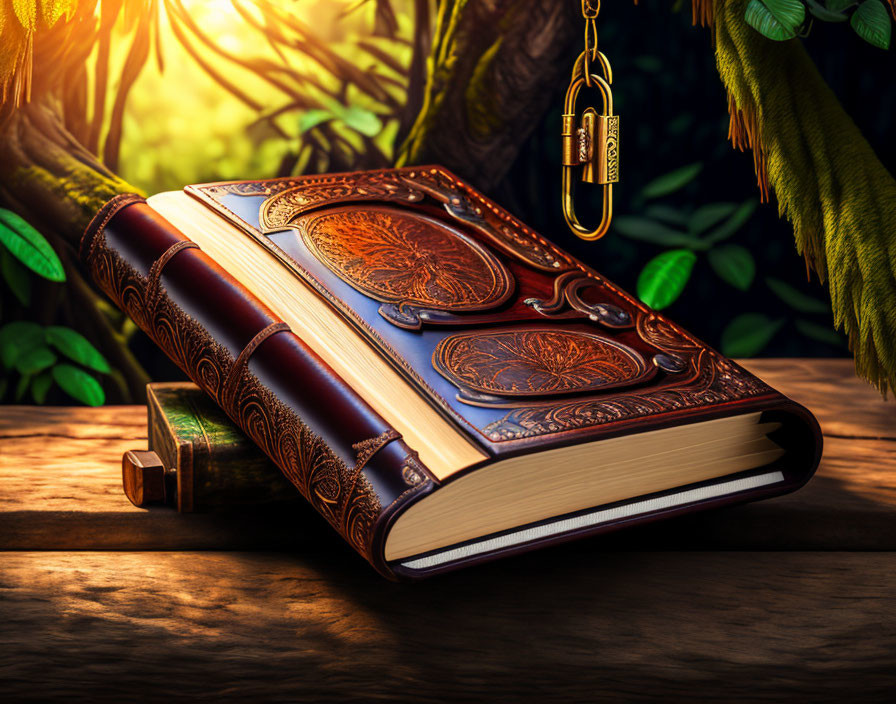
[
  {"xmin": 79, "ymin": 193, "xmax": 146, "ymax": 262},
  {"xmin": 222, "ymin": 322, "xmax": 292, "ymax": 411},
  {"xmin": 145, "ymin": 240, "xmax": 201, "ymax": 312}
]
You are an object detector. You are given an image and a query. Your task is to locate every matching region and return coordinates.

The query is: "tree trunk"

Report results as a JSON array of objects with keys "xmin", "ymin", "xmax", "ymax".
[
  {"xmin": 0, "ymin": 0, "xmax": 577, "ymax": 401},
  {"xmin": 0, "ymin": 97, "xmax": 149, "ymax": 402},
  {"xmin": 396, "ymin": 0, "xmax": 577, "ymax": 192}
]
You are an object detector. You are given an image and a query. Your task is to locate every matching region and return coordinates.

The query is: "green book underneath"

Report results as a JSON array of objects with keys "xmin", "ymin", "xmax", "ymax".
[{"xmin": 124, "ymin": 382, "xmax": 297, "ymax": 512}]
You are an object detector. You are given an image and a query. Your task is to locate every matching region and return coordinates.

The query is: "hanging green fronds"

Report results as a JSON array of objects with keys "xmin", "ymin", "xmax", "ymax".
[{"xmin": 697, "ymin": 0, "xmax": 896, "ymax": 394}]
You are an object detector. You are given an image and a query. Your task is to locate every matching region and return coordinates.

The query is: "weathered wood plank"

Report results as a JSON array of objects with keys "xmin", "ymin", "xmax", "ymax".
[
  {"xmin": 0, "ymin": 359, "xmax": 893, "ymax": 550},
  {"xmin": 0, "ymin": 434, "xmax": 328, "ymax": 551},
  {"xmin": 0, "ymin": 404, "xmax": 146, "ymax": 439},
  {"xmin": 740, "ymin": 358, "xmax": 895, "ymax": 439},
  {"xmin": 0, "ymin": 550, "xmax": 893, "ymax": 702}
]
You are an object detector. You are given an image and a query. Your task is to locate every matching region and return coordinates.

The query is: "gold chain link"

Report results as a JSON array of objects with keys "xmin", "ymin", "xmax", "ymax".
[{"xmin": 561, "ymin": 0, "xmax": 618, "ymax": 241}]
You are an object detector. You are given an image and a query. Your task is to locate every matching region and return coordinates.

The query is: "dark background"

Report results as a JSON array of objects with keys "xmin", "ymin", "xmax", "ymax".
[{"xmin": 492, "ymin": 2, "xmax": 894, "ymax": 360}]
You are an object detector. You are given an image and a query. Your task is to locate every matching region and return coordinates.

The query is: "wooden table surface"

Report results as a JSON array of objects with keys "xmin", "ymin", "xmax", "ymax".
[{"xmin": 1, "ymin": 359, "xmax": 894, "ymax": 702}]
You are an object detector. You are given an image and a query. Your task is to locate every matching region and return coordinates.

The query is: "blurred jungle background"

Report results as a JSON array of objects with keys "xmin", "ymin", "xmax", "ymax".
[{"xmin": 0, "ymin": 0, "xmax": 894, "ymax": 406}]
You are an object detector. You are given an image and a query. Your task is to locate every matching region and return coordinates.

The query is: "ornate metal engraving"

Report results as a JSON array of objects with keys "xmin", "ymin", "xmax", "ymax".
[
  {"xmin": 292, "ymin": 205, "xmax": 514, "ymax": 328},
  {"xmin": 434, "ymin": 328, "xmax": 651, "ymax": 405}
]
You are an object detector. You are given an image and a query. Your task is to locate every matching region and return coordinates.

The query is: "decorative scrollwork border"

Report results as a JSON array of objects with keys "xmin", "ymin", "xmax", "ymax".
[{"xmin": 190, "ymin": 167, "xmax": 774, "ymax": 445}]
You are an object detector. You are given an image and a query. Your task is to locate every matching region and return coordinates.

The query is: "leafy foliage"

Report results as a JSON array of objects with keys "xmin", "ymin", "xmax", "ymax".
[
  {"xmin": 721, "ymin": 314, "xmax": 785, "ymax": 357},
  {"xmin": 851, "ymin": 0, "xmax": 892, "ymax": 48},
  {"xmin": 1, "ymin": 1, "xmax": 426, "ymax": 186},
  {"xmin": 45, "ymin": 326, "xmax": 112, "ymax": 373},
  {"xmin": 745, "ymin": 0, "xmax": 803, "ymax": 40},
  {"xmin": 766, "ymin": 277, "xmax": 830, "ymax": 313},
  {"xmin": 640, "ymin": 163, "xmax": 703, "ymax": 200},
  {"xmin": 637, "ymin": 249, "xmax": 697, "ymax": 309},
  {"xmin": 0, "ymin": 0, "xmax": 427, "ymax": 406},
  {"xmin": 710, "ymin": 0, "xmax": 896, "ymax": 391},
  {"xmin": 0, "ymin": 208, "xmax": 65, "ymax": 282},
  {"xmin": 0, "ymin": 321, "xmax": 110, "ymax": 405},
  {"xmin": 708, "ymin": 244, "xmax": 755, "ymax": 291},
  {"xmin": 614, "ymin": 158, "xmax": 843, "ymax": 357},
  {"xmin": 745, "ymin": 0, "xmax": 893, "ymax": 48},
  {"xmin": 52, "ymin": 364, "xmax": 105, "ymax": 406}
]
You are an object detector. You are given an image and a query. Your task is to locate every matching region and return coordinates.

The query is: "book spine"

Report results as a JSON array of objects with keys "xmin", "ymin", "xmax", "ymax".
[
  {"xmin": 81, "ymin": 194, "xmax": 437, "ymax": 579},
  {"xmin": 146, "ymin": 383, "xmax": 301, "ymax": 512}
]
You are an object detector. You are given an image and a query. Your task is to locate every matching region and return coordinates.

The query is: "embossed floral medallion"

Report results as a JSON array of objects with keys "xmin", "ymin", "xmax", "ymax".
[
  {"xmin": 434, "ymin": 328, "xmax": 652, "ymax": 403},
  {"xmin": 291, "ymin": 205, "xmax": 514, "ymax": 314}
]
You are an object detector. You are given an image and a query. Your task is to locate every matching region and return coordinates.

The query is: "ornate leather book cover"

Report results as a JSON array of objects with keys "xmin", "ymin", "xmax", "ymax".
[
  {"xmin": 81, "ymin": 167, "xmax": 822, "ymax": 580},
  {"xmin": 186, "ymin": 167, "xmax": 817, "ymax": 456}
]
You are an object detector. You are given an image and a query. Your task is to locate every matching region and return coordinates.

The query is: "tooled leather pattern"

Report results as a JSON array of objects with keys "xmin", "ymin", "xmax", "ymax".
[
  {"xmin": 84, "ymin": 226, "xmax": 400, "ymax": 561},
  {"xmin": 294, "ymin": 206, "xmax": 515, "ymax": 311},
  {"xmin": 433, "ymin": 328, "xmax": 651, "ymax": 397},
  {"xmin": 193, "ymin": 167, "xmax": 773, "ymax": 443},
  {"xmin": 484, "ymin": 314, "xmax": 770, "ymax": 440}
]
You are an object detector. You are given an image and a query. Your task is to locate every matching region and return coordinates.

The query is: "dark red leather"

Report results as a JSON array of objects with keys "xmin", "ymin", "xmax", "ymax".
[
  {"xmin": 81, "ymin": 170, "xmax": 823, "ymax": 580},
  {"xmin": 82, "ymin": 194, "xmax": 436, "ymax": 579},
  {"xmin": 188, "ymin": 168, "xmax": 807, "ymax": 467}
]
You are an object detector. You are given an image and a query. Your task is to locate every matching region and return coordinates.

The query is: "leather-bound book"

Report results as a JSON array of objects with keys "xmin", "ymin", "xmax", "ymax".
[
  {"xmin": 81, "ymin": 166, "xmax": 822, "ymax": 579},
  {"xmin": 122, "ymin": 382, "xmax": 298, "ymax": 512}
]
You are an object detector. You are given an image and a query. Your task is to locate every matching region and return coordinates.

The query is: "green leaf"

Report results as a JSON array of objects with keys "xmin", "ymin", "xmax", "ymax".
[
  {"xmin": 851, "ymin": 0, "xmax": 891, "ymax": 49},
  {"xmin": 637, "ymin": 249, "xmax": 697, "ymax": 310},
  {"xmin": 795, "ymin": 319, "xmax": 846, "ymax": 347},
  {"xmin": 640, "ymin": 163, "xmax": 703, "ymax": 200},
  {"xmin": 644, "ymin": 205, "xmax": 690, "ymax": 227},
  {"xmin": 52, "ymin": 364, "xmax": 105, "ymax": 407},
  {"xmin": 15, "ymin": 346, "xmax": 56, "ymax": 375},
  {"xmin": 745, "ymin": 0, "xmax": 800, "ymax": 40},
  {"xmin": 721, "ymin": 314, "xmax": 784, "ymax": 358},
  {"xmin": 298, "ymin": 108, "xmax": 334, "ymax": 134},
  {"xmin": 688, "ymin": 202, "xmax": 738, "ymax": 234},
  {"xmin": 827, "ymin": 0, "xmax": 857, "ymax": 11},
  {"xmin": 338, "ymin": 105, "xmax": 382, "ymax": 137},
  {"xmin": 703, "ymin": 199, "xmax": 758, "ymax": 244},
  {"xmin": 708, "ymin": 244, "xmax": 756, "ymax": 291},
  {"xmin": 1, "ymin": 247, "xmax": 31, "ymax": 306},
  {"xmin": 762, "ymin": 0, "xmax": 808, "ymax": 28},
  {"xmin": 31, "ymin": 370, "xmax": 53, "ymax": 404},
  {"xmin": 766, "ymin": 277, "xmax": 830, "ymax": 313},
  {"xmin": 15, "ymin": 374, "xmax": 31, "ymax": 402},
  {"xmin": 613, "ymin": 216, "xmax": 704, "ymax": 249},
  {"xmin": 806, "ymin": 0, "xmax": 849, "ymax": 22},
  {"xmin": 0, "ymin": 208, "xmax": 66, "ymax": 282},
  {"xmin": 0, "ymin": 321, "xmax": 43, "ymax": 369},
  {"xmin": 44, "ymin": 326, "xmax": 111, "ymax": 374}
]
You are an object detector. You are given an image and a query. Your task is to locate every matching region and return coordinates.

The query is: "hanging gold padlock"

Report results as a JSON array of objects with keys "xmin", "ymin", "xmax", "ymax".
[{"xmin": 561, "ymin": 49, "xmax": 619, "ymax": 241}]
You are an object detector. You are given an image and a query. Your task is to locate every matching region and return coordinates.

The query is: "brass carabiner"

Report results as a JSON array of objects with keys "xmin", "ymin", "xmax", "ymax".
[{"xmin": 561, "ymin": 51, "xmax": 619, "ymax": 241}]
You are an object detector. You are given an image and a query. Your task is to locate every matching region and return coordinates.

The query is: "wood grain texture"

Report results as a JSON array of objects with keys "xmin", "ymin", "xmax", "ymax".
[
  {"xmin": 0, "ymin": 550, "xmax": 893, "ymax": 702},
  {"xmin": 0, "ymin": 359, "xmax": 894, "ymax": 701},
  {"xmin": 0, "ymin": 359, "xmax": 893, "ymax": 550},
  {"xmin": 0, "ymin": 407, "xmax": 327, "ymax": 551},
  {"xmin": 740, "ymin": 358, "xmax": 895, "ymax": 439}
]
